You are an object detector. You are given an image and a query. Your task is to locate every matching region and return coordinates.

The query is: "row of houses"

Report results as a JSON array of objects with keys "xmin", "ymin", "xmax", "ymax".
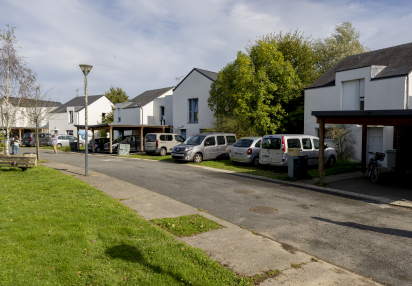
[{"xmin": 2, "ymin": 42, "xmax": 412, "ymax": 168}]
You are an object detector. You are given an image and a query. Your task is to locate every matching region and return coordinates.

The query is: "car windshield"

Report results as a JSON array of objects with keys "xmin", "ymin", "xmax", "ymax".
[
  {"xmin": 184, "ymin": 135, "xmax": 205, "ymax": 145},
  {"xmin": 233, "ymin": 139, "xmax": 253, "ymax": 147}
]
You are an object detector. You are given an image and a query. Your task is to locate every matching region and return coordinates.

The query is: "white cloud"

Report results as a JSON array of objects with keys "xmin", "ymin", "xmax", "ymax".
[{"xmin": 1, "ymin": 0, "xmax": 411, "ymax": 104}]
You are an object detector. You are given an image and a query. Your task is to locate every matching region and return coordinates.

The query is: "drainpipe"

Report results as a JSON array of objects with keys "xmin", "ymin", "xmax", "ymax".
[{"xmin": 407, "ymin": 74, "xmax": 410, "ymax": 109}]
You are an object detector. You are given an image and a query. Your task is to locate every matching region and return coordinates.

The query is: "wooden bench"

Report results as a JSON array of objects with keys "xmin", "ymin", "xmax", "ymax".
[{"xmin": 0, "ymin": 155, "xmax": 37, "ymax": 171}]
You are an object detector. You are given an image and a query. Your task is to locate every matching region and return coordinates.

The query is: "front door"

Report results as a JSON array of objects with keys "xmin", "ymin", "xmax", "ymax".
[
  {"xmin": 203, "ymin": 136, "xmax": 217, "ymax": 160},
  {"xmin": 367, "ymin": 127, "xmax": 384, "ymax": 165}
]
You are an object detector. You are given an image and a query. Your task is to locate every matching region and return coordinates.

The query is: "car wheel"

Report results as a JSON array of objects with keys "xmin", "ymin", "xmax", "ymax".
[
  {"xmin": 57, "ymin": 143, "xmax": 62, "ymax": 148},
  {"xmin": 327, "ymin": 155, "xmax": 336, "ymax": 168},
  {"xmin": 159, "ymin": 147, "xmax": 167, "ymax": 156},
  {"xmin": 96, "ymin": 147, "xmax": 102, "ymax": 153},
  {"xmin": 193, "ymin": 153, "xmax": 203, "ymax": 164},
  {"xmin": 252, "ymin": 156, "xmax": 260, "ymax": 167}
]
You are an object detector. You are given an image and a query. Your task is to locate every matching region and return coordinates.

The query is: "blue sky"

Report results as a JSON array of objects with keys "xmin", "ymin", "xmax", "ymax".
[{"xmin": 1, "ymin": 0, "xmax": 412, "ymax": 104}]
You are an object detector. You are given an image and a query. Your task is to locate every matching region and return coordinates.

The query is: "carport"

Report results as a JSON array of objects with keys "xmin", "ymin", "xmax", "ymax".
[
  {"xmin": 75, "ymin": 123, "xmax": 173, "ymax": 153},
  {"xmin": 312, "ymin": 110, "xmax": 412, "ymax": 180}
]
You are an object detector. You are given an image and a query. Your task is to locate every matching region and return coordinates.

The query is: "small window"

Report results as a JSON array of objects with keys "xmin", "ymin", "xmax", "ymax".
[
  {"xmin": 66, "ymin": 130, "xmax": 73, "ymax": 136},
  {"xmin": 262, "ymin": 138, "xmax": 281, "ymax": 149},
  {"xmin": 160, "ymin": 106, "xmax": 165, "ymax": 121},
  {"xmin": 287, "ymin": 139, "xmax": 301, "ymax": 148},
  {"xmin": 102, "ymin": 113, "xmax": 106, "ymax": 119},
  {"xmin": 255, "ymin": 140, "xmax": 261, "ymax": 148},
  {"xmin": 118, "ymin": 108, "xmax": 121, "ymax": 122},
  {"xmin": 313, "ymin": 139, "xmax": 319, "ymax": 150},
  {"xmin": 69, "ymin": 111, "xmax": 73, "ymax": 123},
  {"xmin": 160, "ymin": 135, "xmax": 166, "ymax": 141},
  {"xmin": 174, "ymin": 135, "xmax": 184, "ymax": 142},
  {"xmin": 302, "ymin": 138, "xmax": 312, "ymax": 150},
  {"xmin": 217, "ymin": 136, "xmax": 225, "ymax": 145},
  {"xmin": 167, "ymin": 135, "xmax": 173, "ymax": 141},
  {"xmin": 226, "ymin": 136, "xmax": 236, "ymax": 144},
  {"xmin": 189, "ymin": 99, "xmax": 198, "ymax": 123},
  {"xmin": 205, "ymin": 136, "xmax": 216, "ymax": 146}
]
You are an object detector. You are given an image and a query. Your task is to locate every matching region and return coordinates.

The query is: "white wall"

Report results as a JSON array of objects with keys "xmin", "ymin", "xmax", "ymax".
[
  {"xmin": 172, "ymin": 70, "xmax": 214, "ymax": 137},
  {"xmin": 304, "ymin": 65, "xmax": 405, "ymax": 162}
]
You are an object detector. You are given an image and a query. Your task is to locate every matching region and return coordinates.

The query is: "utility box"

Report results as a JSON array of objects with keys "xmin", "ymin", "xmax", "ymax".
[
  {"xmin": 118, "ymin": 144, "xmax": 130, "ymax": 156},
  {"xmin": 386, "ymin": 149, "xmax": 396, "ymax": 172},
  {"xmin": 288, "ymin": 155, "xmax": 308, "ymax": 179},
  {"xmin": 288, "ymin": 148, "xmax": 300, "ymax": 156}
]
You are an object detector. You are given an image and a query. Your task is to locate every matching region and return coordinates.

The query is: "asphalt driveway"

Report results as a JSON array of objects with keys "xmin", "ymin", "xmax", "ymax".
[{"xmin": 25, "ymin": 148, "xmax": 412, "ymax": 286}]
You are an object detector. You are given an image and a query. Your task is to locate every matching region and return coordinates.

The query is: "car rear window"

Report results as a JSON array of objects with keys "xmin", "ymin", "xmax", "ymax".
[
  {"xmin": 226, "ymin": 136, "xmax": 236, "ymax": 144},
  {"xmin": 287, "ymin": 139, "xmax": 301, "ymax": 148},
  {"xmin": 145, "ymin": 134, "xmax": 156, "ymax": 142},
  {"xmin": 24, "ymin": 133, "xmax": 31, "ymax": 138},
  {"xmin": 233, "ymin": 139, "xmax": 253, "ymax": 147},
  {"xmin": 262, "ymin": 138, "xmax": 281, "ymax": 149}
]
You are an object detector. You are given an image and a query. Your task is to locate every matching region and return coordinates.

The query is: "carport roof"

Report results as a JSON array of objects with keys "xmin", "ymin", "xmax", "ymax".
[{"xmin": 312, "ymin": 109, "xmax": 412, "ymax": 125}]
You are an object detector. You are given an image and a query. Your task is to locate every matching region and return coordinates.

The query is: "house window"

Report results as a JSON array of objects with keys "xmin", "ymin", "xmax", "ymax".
[
  {"xmin": 118, "ymin": 108, "xmax": 121, "ymax": 122},
  {"xmin": 66, "ymin": 130, "xmax": 73, "ymax": 136},
  {"xmin": 160, "ymin": 106, "xmax": 165, "ymax": 125},
  {"xmin": 189, "ymin": 99, "xmax": 198, "ymax": 123},
  {"xmin": 69, "ymin": 111, "xmax": 73, "ymax": 123},
  {"xmin": 102, "ymin": 113, "xmax": 106, "ymax": 119}
]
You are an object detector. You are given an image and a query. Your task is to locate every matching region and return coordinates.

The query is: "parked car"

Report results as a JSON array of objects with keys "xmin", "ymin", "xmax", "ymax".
[
  {"xmin": 88, "ymin": 137, "xmax": 110, "ymax": 153},
  {"xmin": 144, "ymin": 133, "xmax": 185, "ymax": 156},
  {"xmin": 48, "ymin": 135, "xmax": 84, "ymax": 147},
  {"xmin": 23, "ymin": 132, "xmax": 51, "ymax": 147},
  {"xmin": 103, "ymin": 136, "xmax": 130, "ymax": 152},
  {"xmin": 171, "ymin": 132, "xmax": 237, "ymax": 163},
  {"xmin": 229, "ymin": 137, "xmax": 262, "ymax": 166},
  {"xmin": 119, "ymin": 135, "xmax": 142, "ymax": 152},
  {"xmin": 259, "ymin": 134, "xmax": 337, "ymax": 167}
]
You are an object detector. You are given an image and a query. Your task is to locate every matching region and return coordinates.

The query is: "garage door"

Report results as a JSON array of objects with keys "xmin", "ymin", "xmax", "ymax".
[{"xmin": 367, "ymin": 127, "xmax": 384, "ymax": 165}]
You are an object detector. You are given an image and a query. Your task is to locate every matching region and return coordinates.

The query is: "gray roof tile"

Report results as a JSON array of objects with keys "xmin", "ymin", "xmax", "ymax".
[
  {"xmin": 53, "ymin": 95, "xmax": 106, "ymax": 113},
  {"xmin": 124, "ymin": 86, "xmax": 174, "ymax": 109}
]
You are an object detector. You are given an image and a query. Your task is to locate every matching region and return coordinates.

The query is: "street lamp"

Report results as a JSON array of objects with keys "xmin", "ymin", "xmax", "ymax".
[{"xmin": 79, "ymin": 64, "xmax": 93, "ymax": 176}]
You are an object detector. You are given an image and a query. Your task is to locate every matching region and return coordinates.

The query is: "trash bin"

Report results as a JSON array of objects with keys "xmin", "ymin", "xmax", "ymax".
[
  {"xmin": 118, "ymin": 144, "xmax": 130, "ymax": 156},
  {"xmin": 70, "ymin": 142, "xmax": 78, "ymax": 152},
  {"xmin": 297, "ymin": 155, "xmax": 308, "ymax": 179},
  {"xmin": 386, "ymin": 149, "xmax": 396, "ymax": 172},
  {"xmin": 288, "ymin": 155, "xmax": 298, "ymax": 178}
]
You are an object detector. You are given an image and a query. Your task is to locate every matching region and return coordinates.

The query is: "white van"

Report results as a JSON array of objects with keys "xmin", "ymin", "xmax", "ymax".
[
  {"xmin": 145, "ymin": 133, "xmax": 185, "ymax": 156},
  {"xmin": 259, "ymin": 134, "xmax": 337, "ymax": 167}
]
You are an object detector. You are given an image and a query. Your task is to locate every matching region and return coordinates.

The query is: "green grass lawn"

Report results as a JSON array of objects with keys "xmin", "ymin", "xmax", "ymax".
[
  {"xmin": 307, "ymin": 160, "xmax": 361, "ymax": 178},
  {"xmin": 0, "ymin": 166, "xmax": 252, "ymax": 286}
]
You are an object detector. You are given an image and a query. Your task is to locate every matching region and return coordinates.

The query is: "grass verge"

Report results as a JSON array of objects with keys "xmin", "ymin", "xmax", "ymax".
[
  {"xmin": 0, "ymin": 166, "xmax": 251, "ymax": 285},
  {"xmin": 151, "ymin": 214, "xmax": 223, "ymax": 237}
]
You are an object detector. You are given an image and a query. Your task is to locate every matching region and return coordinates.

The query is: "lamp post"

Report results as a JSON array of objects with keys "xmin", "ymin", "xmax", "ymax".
[{"xmin": 79, "ymin": 64, "xmax": 93, "ymax": 176}]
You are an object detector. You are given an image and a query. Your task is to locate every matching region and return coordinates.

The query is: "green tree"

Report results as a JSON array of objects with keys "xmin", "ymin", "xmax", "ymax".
[
  {"xmin": 102, "ymin": 86, "xmax": 129, "ymax": 124},
  {"xmin": 208, "ymin": 40, "xmax": 300, "ymax": 135},
  {"xmin": 314, "ymin": 22, "xmax": 371, "ymax": 75}
]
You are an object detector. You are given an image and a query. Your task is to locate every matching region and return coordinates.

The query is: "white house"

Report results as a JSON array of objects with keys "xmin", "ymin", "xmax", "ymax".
[
  {"xmin": 172, "ymin": 68, "xmax": 217, "ymax": 139},
  {"xmin": 114, "ymin": 86, "xmax": 174, "ymax": 127},
  {"xmin": 304, "ymin": 42, "xmax": 412, "ymax": 167},
  {"xmin": 48, "ymin": 95, "xmax": 113, "ymax": 136}
]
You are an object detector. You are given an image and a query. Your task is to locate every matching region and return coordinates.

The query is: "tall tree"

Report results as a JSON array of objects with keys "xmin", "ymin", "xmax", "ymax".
[
  {"xmin": 102, "ymin": 86, "xmax": 129, "ymax": 124},
  {"xmin": 24, "ymin": 85, "xmax": 59, "ymax": 160},
  {"xmin": 0, "ymin": 25, "xmax": 36, "ymax": 155},
  {"xmin": 208, "ymin": 40, "xmax": 300, "ymax": 135},
  {"xmin": 314, "ymin": 22, "xmax": 371, "ymax": 75}
]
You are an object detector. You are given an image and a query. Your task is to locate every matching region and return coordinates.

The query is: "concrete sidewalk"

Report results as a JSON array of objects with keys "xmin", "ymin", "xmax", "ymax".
[{"xmin": 42, "ymin": 161, "xmax": 382, "ymax": 285}]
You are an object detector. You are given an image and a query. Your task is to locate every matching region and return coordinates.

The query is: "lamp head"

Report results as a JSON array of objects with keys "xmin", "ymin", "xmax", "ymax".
[{"xmin": 79, "ymin": 64, "xmax": 93, "ymax": 76}]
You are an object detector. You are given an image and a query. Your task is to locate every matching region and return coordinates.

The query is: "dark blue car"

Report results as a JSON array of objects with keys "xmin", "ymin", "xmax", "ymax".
[{"xmin": 88, "ymin": 138, "xmax": 110, "ymax": 153}]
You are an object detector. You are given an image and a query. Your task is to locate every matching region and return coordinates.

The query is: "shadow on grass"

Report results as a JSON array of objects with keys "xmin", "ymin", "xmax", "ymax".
[
  {"xmin": 105, "ymin": 244, "xmax": 190, "ymax": 284},
  {"xmin": 312, "ymin": 217, "xmax": 412, "ymax": 239},
  {"xmin": 0, "ymin": 167, "xmax": 24, "ymax": 172}
]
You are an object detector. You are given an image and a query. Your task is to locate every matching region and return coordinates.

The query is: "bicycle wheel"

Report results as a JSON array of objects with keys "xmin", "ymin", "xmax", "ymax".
[{"xmin": 370, "ymin": 164, "xmax": 380, "ymax": 183}]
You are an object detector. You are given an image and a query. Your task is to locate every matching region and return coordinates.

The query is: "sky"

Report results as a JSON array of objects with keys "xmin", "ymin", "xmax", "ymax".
[{"xmin": 1, "ymin": 0, "xmax": 412, "ymax": 104}]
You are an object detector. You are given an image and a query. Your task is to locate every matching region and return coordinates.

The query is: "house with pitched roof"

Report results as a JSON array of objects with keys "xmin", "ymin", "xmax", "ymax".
[
  {"xmin": 304, "ymin": 42, "xmax": 412, "ymax": 166},
  {"xmin": 172, "ymin": 68, "xmax": 218, "ymax": 139},
  {"xmin": 114, "ymin": 86, "xmax": 174, "ymax": 128},
  {"xmin": 48, "ymin": 94, "xmax": 113, "ymax": 136}
]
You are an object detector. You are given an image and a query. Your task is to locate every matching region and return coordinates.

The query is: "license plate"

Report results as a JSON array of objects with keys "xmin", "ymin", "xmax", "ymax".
[
  {"xmin": 146, "ymin": 146, "xmax": 155, "ymax": 150},
  {"xmin": 235, "ymin": 152, "xmax": 243, "ymax": 156},
  {"xmin": 262, "ymin": 155, "xmax": 270, "ymax": 160},
  {"xmin": 173, "ymin": 153, "xmax": 184, "ymax": 157}
]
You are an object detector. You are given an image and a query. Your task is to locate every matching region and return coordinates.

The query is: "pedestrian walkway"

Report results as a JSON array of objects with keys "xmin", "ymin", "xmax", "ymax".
[{"xmin": 42, "ymin": 161, "xmax": 382, "ymax": 285}]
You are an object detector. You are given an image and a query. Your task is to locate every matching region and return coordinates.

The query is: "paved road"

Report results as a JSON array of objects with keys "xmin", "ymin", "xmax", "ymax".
[{"xmin": 32, "ymin": 148, "xmax": 412, "ymax": 286}]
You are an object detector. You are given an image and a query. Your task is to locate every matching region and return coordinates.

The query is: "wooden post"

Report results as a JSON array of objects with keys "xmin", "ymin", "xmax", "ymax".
[
  {"xmin": 77, "ymin": 127, "xmax": 80, "ymax": 150},
  {"xmin": 92, "ymin": 128, "xmax": 95, "ymax": 153},
  {"xmin": 109, "ymin": 126, "xmax": 113, "ymax": 154},
  {"xmin": 140, "ymin": 127, "xmax": 144, "ymax": 151},
  {"xmin": 19, "ymin": 128, "xmax": 21, "ymax": 141},
  {"xmin": 318, "ymin": 118, "xmax": 325, "ymax": 180},
  {"xmin": 362, "ymin": 125, "xmax": 367, "ymax": 174},
  {"xmin": 162, "ymin": 126, "xmax": 165, "ymax": 133},
  {"xmin": 121, "ymin": 129, "xmax": 124, "ymax": 138}
]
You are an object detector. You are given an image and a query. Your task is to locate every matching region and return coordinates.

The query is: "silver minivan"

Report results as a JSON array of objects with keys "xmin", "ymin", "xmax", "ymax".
[
  {"xmin": 259, "ymin": 134, "xmax": 338, "ymax": 167},
  {"xmin": 48, "ymin": 135, "xmax": 85, "ymax": 147},
  {"xmin": 171, "ymin": 132, "xmax": 237, "ymax": 163},
  {"xmin": 145, "ymin": 133, "xmax": 185, "ymax": 156}
]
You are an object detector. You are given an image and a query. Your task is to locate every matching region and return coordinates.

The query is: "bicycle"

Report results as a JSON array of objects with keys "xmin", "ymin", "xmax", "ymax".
[{"xmin": 368, "ymin": 152, "xmax": 385, "ymax": 182}]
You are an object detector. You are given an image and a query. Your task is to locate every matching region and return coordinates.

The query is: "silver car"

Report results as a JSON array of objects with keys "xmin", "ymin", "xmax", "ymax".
[
  {"xmin": 171, "ymin": 132, "xmax": 237, "ymax": 163},
  {"xmin": 229, "ymin": 137, "xmax": 262, "ymax": 167},
  {"xmin": 48, "ymin": 135, "xmax": 84, "ymax": 147}
]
